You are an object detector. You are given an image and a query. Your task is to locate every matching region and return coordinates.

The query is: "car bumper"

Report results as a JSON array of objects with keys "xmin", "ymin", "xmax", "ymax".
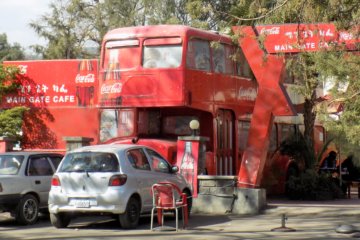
[
  {"xmin": 48, "ymin": 190, "xmax": 129, "ymax": 214},
  {"xmin": 48, "ymin": 203, "xmax": 126, "ymax": 214},
  {"xmin": 0, "ymin": 194, "xmax": 22, "ymax": 211}
]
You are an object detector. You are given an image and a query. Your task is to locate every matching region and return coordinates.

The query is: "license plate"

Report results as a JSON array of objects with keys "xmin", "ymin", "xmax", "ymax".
[{"xmin": 69, "ymin": 199, "xmax": 97, "ymax": 208}]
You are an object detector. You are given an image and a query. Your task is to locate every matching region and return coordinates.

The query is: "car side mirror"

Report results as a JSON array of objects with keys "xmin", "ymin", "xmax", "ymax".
[{"xmin": 171, "ymin": 166, "xmax": 179, "ymax": 173}]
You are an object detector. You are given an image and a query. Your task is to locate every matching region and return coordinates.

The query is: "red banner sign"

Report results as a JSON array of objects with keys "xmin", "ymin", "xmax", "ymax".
[
  {"xmin": 2, "ymin": 60, "xmax": 98, "ymax": 108},
  {"xmin": 255, "ymin": 23, "xmax": 359, "ymax": 53}
]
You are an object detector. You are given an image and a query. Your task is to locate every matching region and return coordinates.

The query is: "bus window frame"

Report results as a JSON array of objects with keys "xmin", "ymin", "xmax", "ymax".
[
  {"xmin": 143, "ymin": 37, "xmax": 182, "ymax": 46},
  {"xmin": 102, "ymin": 39, "xmax": 141, "ymax": 70},
  {"xmin": 211, "ymin": 43, "xmax": 235, "ymax": 75},
  {"xmin": 186, "ymin": 38, "xmax": 211, "ymax": 72}
]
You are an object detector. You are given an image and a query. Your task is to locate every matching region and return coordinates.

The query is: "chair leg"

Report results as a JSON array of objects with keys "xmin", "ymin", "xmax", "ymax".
[
  {"xmin": 175, "ymin": 208, "xmax": 178, "ymax": 231},
  {"xmin": 157, "ymin": 208, "xmax": 163, "ymax": 226},
  {"xmin": 161, "ymin": 210, "xmax": 164, "ymax": 226},
  {"xmin": 184, "ymin": 205, "xmax": 188, "ymax": 228},
  {"xmin": 150, "ymin": 207, "xmax": 155, "ymax": 230},
  {"xmin": 181, "ymin": 207, "xmax": 185, "ymax": 228}
]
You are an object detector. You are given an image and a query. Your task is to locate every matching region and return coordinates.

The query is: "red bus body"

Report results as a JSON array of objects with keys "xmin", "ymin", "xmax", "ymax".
[{"xmin": 98, "ymin": 25, "xmax": 257, "ymax": 170}]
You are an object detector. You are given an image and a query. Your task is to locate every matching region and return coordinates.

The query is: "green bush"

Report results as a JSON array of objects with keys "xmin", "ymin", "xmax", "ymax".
[{"xmin": 286, "ymin": 169, "xmax": 344, "ymax": 200}]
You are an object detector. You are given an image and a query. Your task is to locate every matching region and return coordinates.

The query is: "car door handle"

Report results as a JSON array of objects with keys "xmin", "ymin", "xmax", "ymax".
[{"xmin": 35, "ymin": 180, "xmax": 41, "ymax": 184}]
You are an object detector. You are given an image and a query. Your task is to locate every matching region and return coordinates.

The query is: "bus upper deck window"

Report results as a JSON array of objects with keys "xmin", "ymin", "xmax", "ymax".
[
  {"xmin": 212, "ymin": 44, "xmax": 225, "ymax": 73},
  {"xmin": 142, "ymin": 38, "xmax": 182, "ymax": 69},
  {"xmin": 236, "ymin": 48, "xmax": 254, "ymax": 79},
  {"xmin": 186, "ymin": 39, "xmax": 211, "ymax": 72},
  {"xmin": 103, "ymin": 39, "xmax": 140, "ymax": 74},
  {"xmin": 212, "ymin": 44, "xmax": 234, "ymax": 75}
]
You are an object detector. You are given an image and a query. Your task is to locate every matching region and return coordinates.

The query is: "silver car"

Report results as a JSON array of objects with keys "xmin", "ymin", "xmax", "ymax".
[
  {"xmin": 0, "ymin": 152, "xmax": 63, "ymax": 225},
  {"xmin": 48, "ymin": 144, "xmax": 192, "ymax": 229}
]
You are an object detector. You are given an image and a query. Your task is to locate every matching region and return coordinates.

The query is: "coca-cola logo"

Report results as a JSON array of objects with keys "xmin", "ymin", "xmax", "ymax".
[
  {"xmin": 238, "ymin": 87, "xmax": 258, "ymax": 101},
  {"xmin": 75, "ymin": 73, "xmax": 95, "ymax": 83},
  {"xmin": 339, "ymin": 31, "xmax": 353, "ymax": 41},
  {"xmin": 260, "ymin": 27, "xmax": 280, "ymax": 35},
  {"xmin": 101, "ymin": 83, "xmax": 122, "ymax": 94}
]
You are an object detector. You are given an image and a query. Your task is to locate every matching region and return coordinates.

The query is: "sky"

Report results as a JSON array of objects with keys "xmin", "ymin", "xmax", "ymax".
[{"xmin": 0, "ymin": 0, "xmax": 51, "ymax": 49}]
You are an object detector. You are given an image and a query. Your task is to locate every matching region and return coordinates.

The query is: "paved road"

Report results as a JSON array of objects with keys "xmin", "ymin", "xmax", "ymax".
[{"xmin": 1, "ymin": 196, "xmax": 360, "ymax": 239}]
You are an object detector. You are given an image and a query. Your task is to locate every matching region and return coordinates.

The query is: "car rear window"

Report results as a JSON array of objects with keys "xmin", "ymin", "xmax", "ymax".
[
  {"xmin": 59, "ymin": 152, "xmax": 119, "ymax": 172},
  {"xmin": 0, "ymin": 155, "xmax": 24, "ymax": 175}
]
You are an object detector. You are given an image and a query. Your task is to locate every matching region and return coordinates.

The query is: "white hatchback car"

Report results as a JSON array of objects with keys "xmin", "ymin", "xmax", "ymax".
[
  {"xmin": 48, "ymin": 144, "xmax": 192, "ymax": 229},
  {"xmin": 0, "ymin": 152, "xmax": 63, "ymax": 225}
]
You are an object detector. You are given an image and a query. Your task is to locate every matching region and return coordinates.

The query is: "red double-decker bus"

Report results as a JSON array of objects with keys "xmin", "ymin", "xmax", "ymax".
[
  {"xmin": 98, "ymin": 25, "xmax": 256, "ymax": 173},
  {"xmin": 97, "ymin": 25, "xmax": 327, "ymax": 194}
]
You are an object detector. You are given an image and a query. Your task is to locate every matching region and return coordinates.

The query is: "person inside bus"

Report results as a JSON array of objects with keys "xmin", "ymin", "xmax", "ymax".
[
  {"xmin": 195, "ymin": 48, "xmax": 210, "ymax": 70},
  {"xmin": 143, "ymin": 48, "xmax": 161, "ymax": 68},
  {"xmin": 320, "ymin": 151, "xmax": 337, "ymax": 173}
]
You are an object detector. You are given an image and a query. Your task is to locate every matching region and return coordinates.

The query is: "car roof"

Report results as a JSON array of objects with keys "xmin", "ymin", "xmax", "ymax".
[
  {"xmin": 68, "ymin": 144, "xmax": 147, "ymax": 154},
  {"xmin": 0, "ymin": 151, "xmax": 63, "ymax": 156}
]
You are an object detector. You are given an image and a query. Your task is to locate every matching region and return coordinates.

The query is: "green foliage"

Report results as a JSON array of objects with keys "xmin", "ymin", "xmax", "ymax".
[
  {"xmin": 325, "ymin": 126, "xmax": 360, "ymax": 166},
  {"xmin": 286, "ymin": 169, "xmax": 344, "ymax": 200},
  {"xmin": 0, "ymin": 107, "xmax": 28, "ymax": 140},
  {"xmin": 30, "ymin": 0, "xmax": 194, "ymax": 59},
  {"xmin": 30, "ymin": 0, "xmax": 100, "ymax": 59},
  {"xmin": 0, "ymin": 64, "xmax": 27, "ymax": 140},
  {"xmin": 316, "ymin": 51, "xmax": 360, "ymax": 149},
  {"xmin": 0, "ymin": 33, "xmax": 25, "ymax": 61},
  {"xmin": 281, "ymin": 132, "xmax": 342, "ymax": 200},
  {"xmin": 280, "ymin": 132, "xmax": 334, "ymax": 170},
  {"xmin": 281, "ymin": 134, "xmax": 314, "ymax": 169},
  {"xmin": 185, "ymin": 0, "xmax": 241, "ymax": 31},
  {"xmin": 0, "ymin": 64, "xmax": 21, "ymax": 95}
]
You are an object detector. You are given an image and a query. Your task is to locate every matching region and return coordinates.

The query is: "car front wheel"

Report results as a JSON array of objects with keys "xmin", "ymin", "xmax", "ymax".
[
  {"xmin": 50, "ymin": 213, "xmax": 71, "ymax": 228},
  {"xmin": 119, "ymin": 197, "xmax": 140, "ymax": 229},
  {"xmin": 15, "ymin": 194, "xmax": 39, "ymax": 225}
]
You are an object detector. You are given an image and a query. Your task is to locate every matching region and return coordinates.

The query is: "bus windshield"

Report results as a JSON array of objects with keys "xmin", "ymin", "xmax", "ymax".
[{"xmin": 100, "ymin": 108, "xmax": 198, "ymax": 142}]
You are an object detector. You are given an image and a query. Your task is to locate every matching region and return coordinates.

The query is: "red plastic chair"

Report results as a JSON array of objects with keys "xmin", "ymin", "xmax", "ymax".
[{"xmin": 150, "ymin": 182, "xmax": 188, "ymax": 231}]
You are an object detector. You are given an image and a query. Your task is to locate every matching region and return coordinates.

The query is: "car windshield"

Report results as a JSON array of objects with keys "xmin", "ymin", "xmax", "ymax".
[
  {"xmin": 0, "ymin": 155, "xmax": 24, "ymax": 175},
  {"xmin": 59, "ymin": 152, "xmax": 119, "ymax": 173}
]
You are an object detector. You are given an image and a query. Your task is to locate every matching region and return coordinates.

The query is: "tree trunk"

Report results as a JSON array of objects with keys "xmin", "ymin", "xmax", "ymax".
[{"xmin": 303, "ymin": 90, "xmax": 317, "ymax": 169}]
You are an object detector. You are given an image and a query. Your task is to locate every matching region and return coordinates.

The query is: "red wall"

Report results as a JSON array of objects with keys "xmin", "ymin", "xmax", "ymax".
[{"xmin": 3, "ymin": 60, "xmax": 100, "ymax": 151}]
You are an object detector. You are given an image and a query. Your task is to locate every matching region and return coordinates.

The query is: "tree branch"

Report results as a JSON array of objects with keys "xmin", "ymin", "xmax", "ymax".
[{"xmin": 217, "ymin": 0, "xmax": 290, "ymax": 21}]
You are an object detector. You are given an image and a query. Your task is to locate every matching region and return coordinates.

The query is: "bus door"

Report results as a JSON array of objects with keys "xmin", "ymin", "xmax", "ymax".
[{"xmin": 216, "ymin": 109, "xmax": 235, "ymax": 175}]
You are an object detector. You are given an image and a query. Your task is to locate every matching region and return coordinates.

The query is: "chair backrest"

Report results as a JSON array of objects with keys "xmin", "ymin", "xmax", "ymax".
[{"xmin": 152, "ymin": 182, "xmax": 182, "ymax": 208}]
